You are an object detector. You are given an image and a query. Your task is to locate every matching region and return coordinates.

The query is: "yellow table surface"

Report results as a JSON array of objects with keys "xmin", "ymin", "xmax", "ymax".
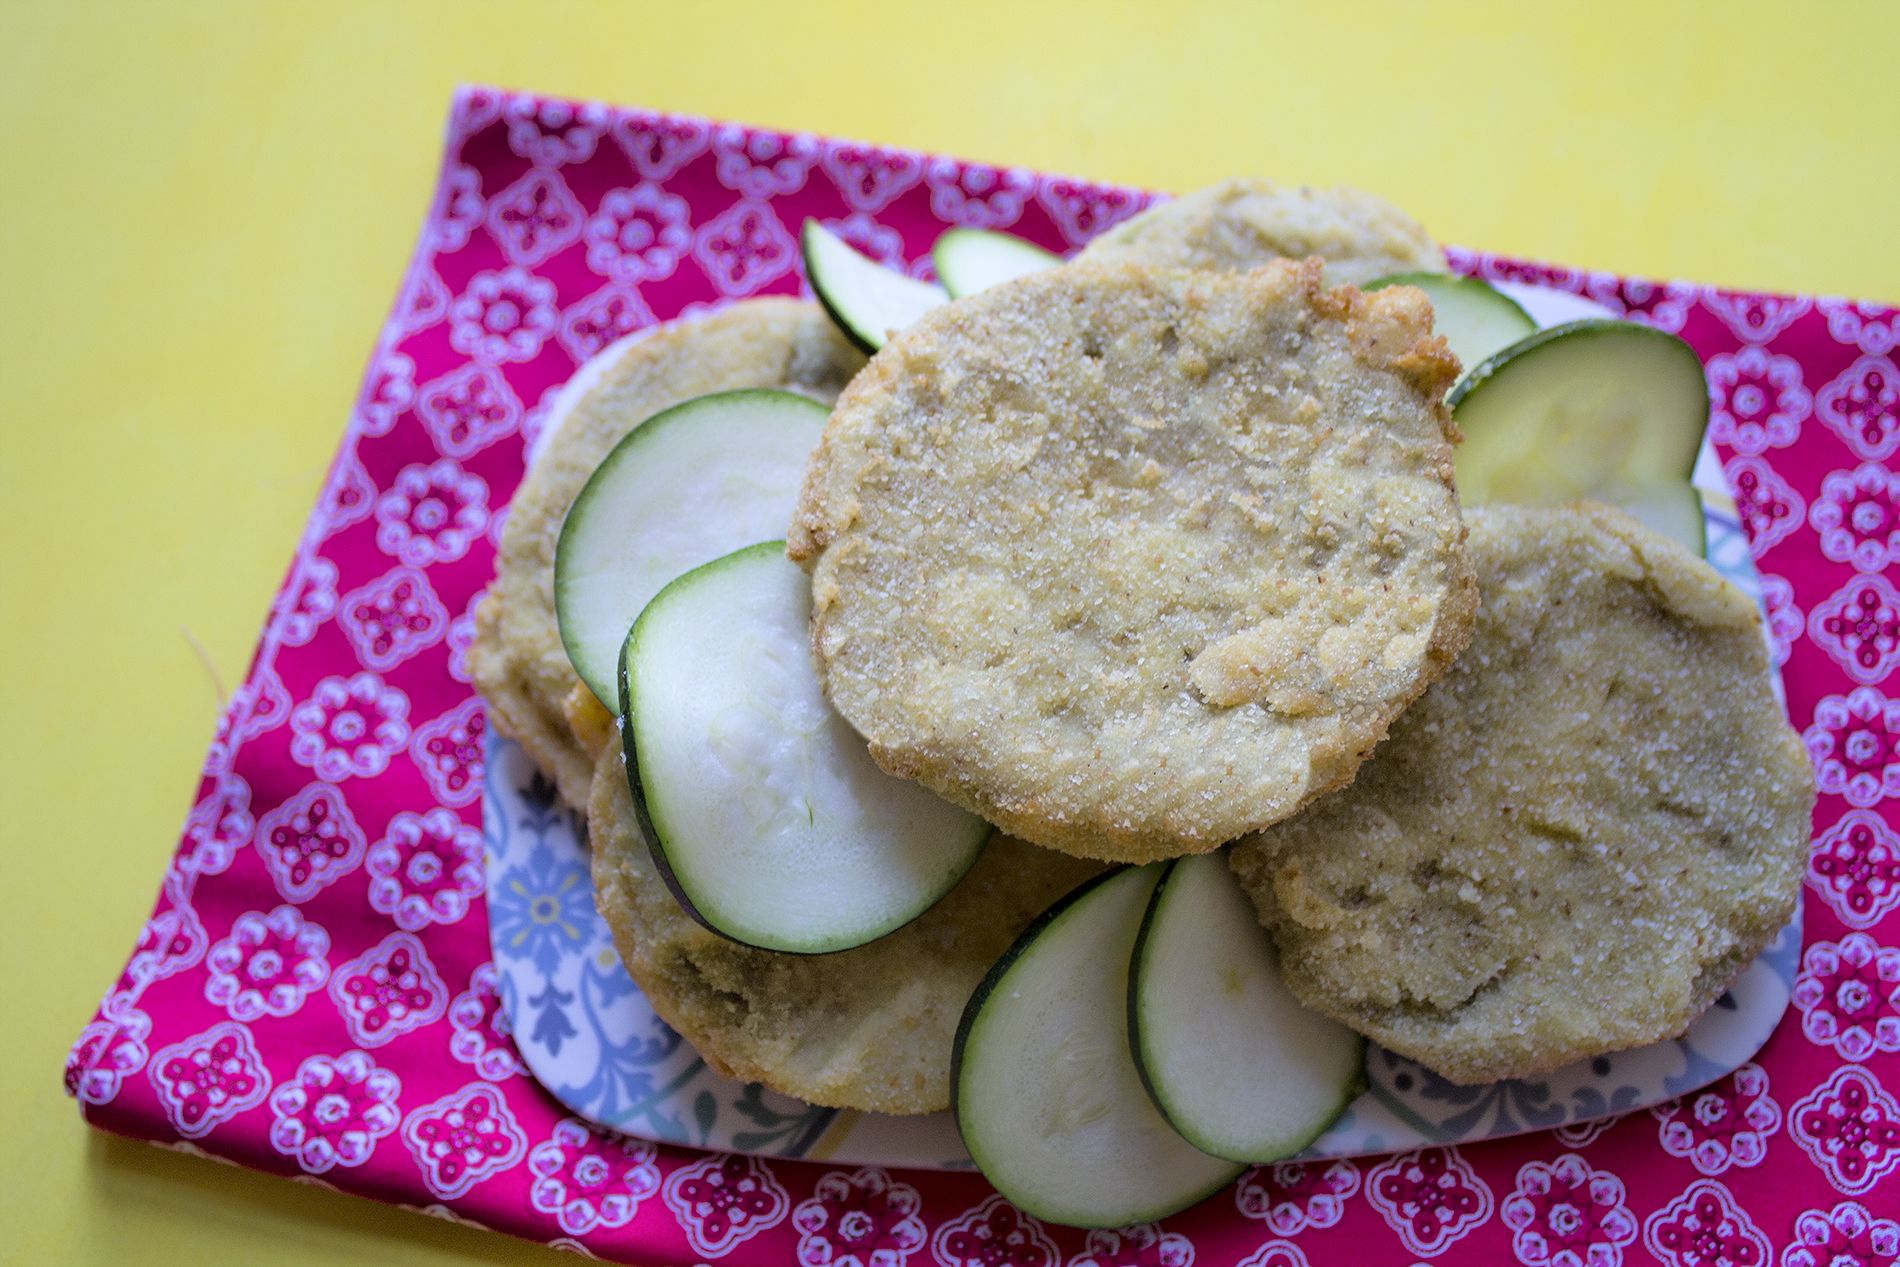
[{"xmin": 3, "ymin": 1, "xmax": 1895, "ymax": 1261}]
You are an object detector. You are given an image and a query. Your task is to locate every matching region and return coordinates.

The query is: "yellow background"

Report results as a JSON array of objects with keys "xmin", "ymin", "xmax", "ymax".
[{"xmin": 2, "ymin": 2, "xmax": 1894, "ymax": 1261}]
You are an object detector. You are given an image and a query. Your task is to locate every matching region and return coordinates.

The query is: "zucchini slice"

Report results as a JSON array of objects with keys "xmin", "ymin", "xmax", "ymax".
[
  {"xmin": 1448, "ymin": 319, "xmax": 1709, "ymax": 507},
  {"xmin": 802, "ymin": 220, "xmax": 946, "ymax": 352},
  {"xmin": 1129, "ymin": 852, "xmax": 1365, "ymax": 1163},
  {"xmin": 554, "ymin": 389, "xmax": 828, "ymax": 708},
  {"xmin": 933, "ymin": 227, "xmax": 1061, "ymax": 298},
  {"xmin": 952, "ymin": 866, "xmax": 1242, "ymax": 1228},
  {"xmin": 620, "ymin": 543, "xmax": 990, "ymax": 955}
]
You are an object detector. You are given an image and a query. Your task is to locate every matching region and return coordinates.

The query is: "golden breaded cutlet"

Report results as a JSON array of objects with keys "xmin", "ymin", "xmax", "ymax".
[
  {"xmin": 470, "ymin": 300, "xmax": 864, "ymax": 809},
  {"xmin": 792, "ymin": 258, "xmax": 1476, "ymax": 862},
  {"xmin": 1230, "ymin": 503, "xmax": 1814, "ymax": 1085},
  {"xmin": 1079, "ymin": 177, "xmax": 1446, "ymax": 287}
]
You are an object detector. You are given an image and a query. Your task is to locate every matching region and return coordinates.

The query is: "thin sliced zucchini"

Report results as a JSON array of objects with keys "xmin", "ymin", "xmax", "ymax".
[
  {"xmin": 1448, "ymin": 319, "xmax": 1709, "ymax": 506},
  {"xmin": 1622, "ymin": 480, "xmax": 1708, "ymax": 555},
  {"xmin": 933, "ymin": 228, "xmax": 1061, "ymax": 298},
  {"xmin": 1365, "ymin": 271, "xmax": 1536, "ymax": 376},
  {"xmin": 621, "ymin": 543, "xmax": 990, "ymax": 955},
  {"xmin": 1129, "ymin": 853, "xmax": 1365, "ymax": 1163},
  {"xmin": 952, "ymin": 867, "xmax": 1243, "ymax": 1228},
  {"xmin": 554, "ymin": 389, "xmax": 828, "ymax": 708},
  {"xmin": 802, "ymin": 220, "xmax": 946, "ymax": 352}
]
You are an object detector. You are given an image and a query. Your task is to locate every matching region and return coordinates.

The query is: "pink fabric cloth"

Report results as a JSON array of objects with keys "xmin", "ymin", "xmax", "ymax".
[{"xmin": 66, "ymin": 86, "xmax": 1900, "ymax": 1265}]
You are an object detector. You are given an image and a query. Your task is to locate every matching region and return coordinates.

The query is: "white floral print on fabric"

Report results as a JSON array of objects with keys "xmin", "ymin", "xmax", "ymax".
[
  {"xmin": 338, "ymin": 565, "xmax": 449, "ymax": 673},
  {"xmin": 1809, "ymin": 809, "xmax": 1900, "ymax": 930},
  {"xmin": 149, "ymin": 1021, "xmax": 272, "ymax": 1140},
  {"xmin": 527, "ymin": 1118, "xmax": 661, "ymax": 1236},
  {"xmin": 792, "ymin": 1166, "xmax": 927, "ymax": 1267},
  {"xmin": 1792, "ymin": 933, "xmax": 1900, "ymax": 1061},
  {"xmin": 486, "ymin": 168, "xmax": 585, "ymax": 267},
  {"xmin": 711, "ymin": 124, "xmax": 818, "ymax": 198},
  {"xmin": 1706, "ymin": 346, "xmax": 1812, "ymax": 456},
  {"xmin": 662, "ymin": 1153, "xmax": 792, "ymax": 1259},
  {"xmin": 268, "ymin": 1050, "xmax": 401, "ymax": 1174},
  {"xmin": 415, "ymin": 363, "xmax": 523, "ymax": 461},
  {"xmin": 1652, "ymin": 1063, "xmax": 1782, "ymax": 1177},
  {"xmin": 924, "ymin": 158, "xmax": 1036, "ymax": 229},
  {"xmin": 328, "ymin": 931, "xmax": 449, "ymax": 1049},
  {"xmin": 929, "ymin": 1192, "xmax": 1056, "ymax": 1267},
  {"xmin": 448, "ymin": 962, "xmax": 528, "ymax": 1083},
  {"xmin": 373, "ymin": 458, "xmax": 489, "ymax": 567},
  {"xmin": 584, "ymin": 185, "xmax": 692, "ymax": 286},
  {"xmin": 1234, "ymin": 1160, "xmax": 1360, "ymax": 1236},
  {"xmin": 1640, "ymin": 1179, "xmax": 1771, "ymax": 1267},
  {"xmin": 204, "ymin": 905, "xmax": 331, "ymax": 1022},
  {"xmin": 366, "ymin": 808, "xmax": 486, "ymax": 931},
  {"xmin": 288, "ymin": 671, "xmax": 411, "ymax": 782},
  {"xmin": 1810, "ymin": 463, "xmax": 1900, "ymax": 572},
  {"xmin": 1817, "ymin": 355, "xmax": 1900, "ymax": 463},
  {"xmin": 1787, "ymin": 1066, "xmax": 1900, "ymax": 1196},
  {"xmin": 1804, "ymin": 687, "xmax": 1900, "ymax": 807},
  {"xmin": 503, "ymin": 96, "xmax": 608, "ymax": 168},
  {"xmin": 1808, "ymin": 573, "xmax": 1900, "ymax": 685},
  {"xmin": 253, "ymin": 781, "xmax": 368, "ymax": 903},
  {"xmin": 1364, "ymin": 1148, "xmax": 1494, "ymax": 1257},
  {"xmin": 820, "ymin": 141, "xmax": 923, "ymax": 214},
  {"xmin": 450, "ymin": 267, "xmax": 560, "ymax": 365},
  {"xmin": 1498, "ymin": 1154, "xmax": 1638, "ymax": 1267},
  {"xmin": 403, "ymin": 1082, "xmax": 529, "ymax": 1200}
]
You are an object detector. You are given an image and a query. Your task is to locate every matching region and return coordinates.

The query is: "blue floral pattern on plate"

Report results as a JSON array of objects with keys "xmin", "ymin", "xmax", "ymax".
[{"xmin": 484, "ymin": 488, "xmax": 1798, "ymax": 1168}]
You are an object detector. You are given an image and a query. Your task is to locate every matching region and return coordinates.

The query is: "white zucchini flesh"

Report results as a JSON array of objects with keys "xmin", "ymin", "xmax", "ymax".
[
  {"xmin": 802, "ymin": 220, "xmax": 947, "ymax": 352},
  {"xmin": 933, "ymin": 228, "xmax": 1061, "ymax": 298},
  {"xmin": 1447, "ymin": 319, "xmax": 1709, "ymax": 507},
  {"xmin": 1130, "ymin": 852, "xmax": 1366, "ymax": 1163},
  {"xmin": 952, "ymin": 866, "xmax": 1243, "ymax": 1228},
  {"xmin": 1365, "ymin": 271, "xmax": 1536, "ymax": 378},
  {"xmin": 621, "ymin": 543, "xmax": 990, "ymax": 955},
  {"xmin": 554, "ymin": 389, "xmax": 828, "ymax": 708}
]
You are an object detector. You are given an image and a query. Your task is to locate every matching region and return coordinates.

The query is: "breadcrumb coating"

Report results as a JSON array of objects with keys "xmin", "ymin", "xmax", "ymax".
[
  {"xmin": 1079, "ymin": 178, "xmax": 1446, "ymax": 287},
  {"xmin": 1230, "ymin": 503, "xmax": 1814, "ymax": 1084},
  {"xmin": 792, "ymin": 259, "xmax": 1474, "ymax": 860}
]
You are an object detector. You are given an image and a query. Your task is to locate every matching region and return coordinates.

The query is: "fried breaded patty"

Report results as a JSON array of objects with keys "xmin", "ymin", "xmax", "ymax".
[
  {"xmin": 587, "ymin": 743, "xmax": 1100, "ymax": 1113},
  {"xmin": 791, "ymin": 259, "xmax": 1475, "ymax": 861},
  {"xmin": 1230, "ymin": 503, "xmax": 1814, "ymax": 1085},
  {"xmin": 471, "ymin": 300, "xmax": 864, "ymax": 808},
  {"xmin": 1078, "ymin": 177, "xmax": 1446, "ymax": 287}
]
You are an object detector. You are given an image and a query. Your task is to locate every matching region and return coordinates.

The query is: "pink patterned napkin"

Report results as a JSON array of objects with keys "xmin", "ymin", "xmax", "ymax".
[{"xmin": 66, "ymin": 86, "xmax": 1900, "ymax": 1266}]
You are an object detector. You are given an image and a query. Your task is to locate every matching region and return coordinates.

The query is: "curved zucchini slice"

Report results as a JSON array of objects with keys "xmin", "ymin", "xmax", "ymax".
[
  {"xmin": 1448, "ymin": 319, "xmax": 1709, "ymax": 507},
  {"xmin": 554, "ymin": 389, "xmax": 829, "ymax": 708},
  {"xmin": 933, "ymin": 228, "xmax": 1061, "ymax": 298},
  {"xmin": 952, "ymin": 866, "xmax": 1242, "ymax": 1228},
  {"xmin": 1130, "ymin": 852, "xmax": 1366, "ymax": 1163},
  {"xmin": 620, "ymin": 543, "xmax": 990, "ymax": 955},
  {"xmin": 802, "ymin": 219, "xmax": 946, "ymax": 352}
]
